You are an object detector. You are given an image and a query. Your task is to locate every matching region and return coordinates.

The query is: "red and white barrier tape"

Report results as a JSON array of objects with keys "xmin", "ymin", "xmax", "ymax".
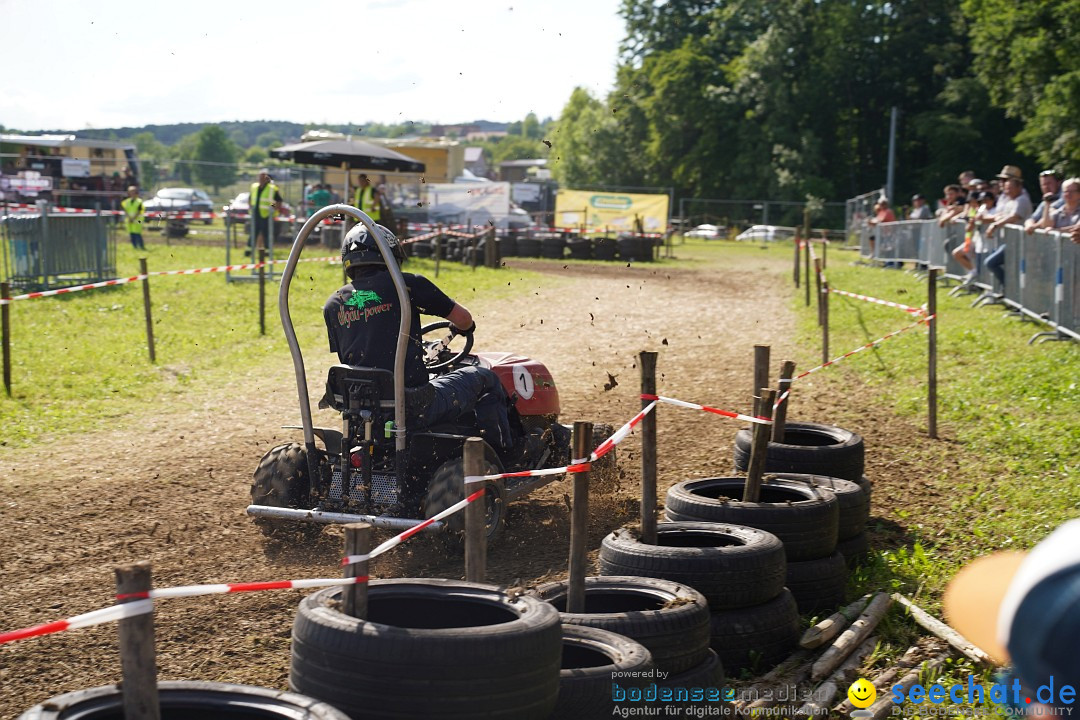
[
  {"xmin": 794, "ymin": 314, "xmax": 935, "ymax": 381},
  {"xmin": 641, "ymin": 394, "xmax": 771, "ymax": 425},
  {"xmin": 0, "ymin": 599, "xmax": 154, "ymax": 645},
  {"xmin": 1, "ymin": 275, "xmax": 146, "ymax": 303},
  {"xmin": 828, "ymin": 287, "xmax": 926, "ymax": 315}
]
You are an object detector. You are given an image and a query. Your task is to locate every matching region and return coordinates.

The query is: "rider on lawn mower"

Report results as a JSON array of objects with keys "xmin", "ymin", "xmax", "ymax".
[{"xmin": 322, "ymin": 223, "xmax": 530, "ymax": 517}]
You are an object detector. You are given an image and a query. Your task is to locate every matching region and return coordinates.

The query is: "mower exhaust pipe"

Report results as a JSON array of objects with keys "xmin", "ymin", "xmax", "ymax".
[{"xmin": 245, "ymin": 505, "xmax": 445, "ymax": 532}]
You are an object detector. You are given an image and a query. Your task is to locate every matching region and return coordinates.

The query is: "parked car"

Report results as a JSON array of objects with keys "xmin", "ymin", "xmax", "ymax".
[
  {"xmin": 735, "ymin": 225, "xmax": 792, "ymax": 242},
  {"xmin": 684, "ymin": 223, "xmax": 722, "ymax": 239},
  {"xmin": 145, "ymin": 187, "xmax": 215, "ymax": 224}
]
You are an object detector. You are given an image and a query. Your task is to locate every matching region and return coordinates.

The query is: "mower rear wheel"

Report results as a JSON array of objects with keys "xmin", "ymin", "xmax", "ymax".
[
  {"xmin": 424, "ymin": 458, "xmax": 506, "ymax": 544},
  {"xmin": 251, "ymin": 443, "xmax": 322, "ymax": 541}
]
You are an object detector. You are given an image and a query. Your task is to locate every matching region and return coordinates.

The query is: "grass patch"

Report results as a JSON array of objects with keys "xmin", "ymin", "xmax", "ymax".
[
  {"xmin": 0, "ymin": 239, "xmax": 559, "ymax": 448},
  {"xmin": 793, "ymin": 253, "xmax": 1079, "ymax": 710}
]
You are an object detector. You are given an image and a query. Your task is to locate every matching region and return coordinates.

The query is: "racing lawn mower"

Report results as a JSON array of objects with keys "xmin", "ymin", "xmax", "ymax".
[{"xmin": 246, "ymin": 206, "xmax": 614, "ymax": 540}]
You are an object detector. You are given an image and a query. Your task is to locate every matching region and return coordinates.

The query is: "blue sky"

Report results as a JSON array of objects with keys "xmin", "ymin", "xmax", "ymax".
[{"xmin": 0, "ymin": 0, "xmax": 624, "ymax": 131}]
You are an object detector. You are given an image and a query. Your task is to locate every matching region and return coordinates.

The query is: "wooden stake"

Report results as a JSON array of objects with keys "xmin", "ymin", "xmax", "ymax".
[
  {"xmin": 566, "ymin": 422, "xmax": 593, "ymax": 613},
  {"xmin": 464, "ymin": 437, "xmax": 487, "ymax": 583},
  {"xmin": 892, "ymin": 593, "xmax": 992, "ymax": 666},
  {"xmin": 795, "ymin": 635, "xmax": 877, "ymax": 718},
  {"xmin": 804, "ymin": 232, "xmax": 811, "ymax": 306},
  {"xmin": 343, "ymin": 523, "xmax": 372, "ymax": 618},
  {"xmin": 114, "ymin": 561, "xmax": 160, "ymax": 720},
  {"xmin": 258, "ymin": 248, "xmax": 266, "ymax": 336},
  {"xmin": 639, "ymin": 351, "xmax": 658, "ymax": 545},
  {"xmin": 744, "ymin": 388, "xmax": 776, "ymax": 503},
  {"xmin": 139, "ymin": 258, "xmax": 156, "ymax": 363},
  {"xmin": 928, "ymin": 268, "xmax": 938, "ymax": 439},
  {"xmin": 772, "ymin": 361, "xmax": 795, "ymax": 442},
  {"xmin": 814, "ymin": 257, "xmax": 823, "ymax": 326},
  {"xmin": 865, "ymin": 653, "xmax": 950, "ymax": 719},
  {"xmin": 753, "ymin": 344, "xmax": 770, "ymax": 417},
  {"xmin": 822, "ymin": 277, "xmax": 830, "ymax": 364},
  {"xmin": 812, "ymin": 593, "xmax": 892, "ymax": 681},
  {"xmin": 1, "ymin": 281, "xmax": 10, "ymax": 396},
  {"xmin": 800, "ymin": 593, "xmax": 872, "ymax": 649},
  {"xmin": 793, "ymin": 236, "xmax": 801, "ymax": 288},
  {"xmin": 833, "ymin": 644, "xmax": 921, "ymax": 716}
]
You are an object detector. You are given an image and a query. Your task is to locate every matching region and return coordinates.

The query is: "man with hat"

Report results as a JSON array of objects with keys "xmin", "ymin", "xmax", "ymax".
[
  {"xmin": 908, "ymin": 193, "xmax": 933, "ymax": 220},
  {"xmin": 944, "ymin": 520, "xmax": 1080, "ymax": 714},
  {"xmin": 983, "ymin": 165, "xmax": 1032, "ymax": 290}
]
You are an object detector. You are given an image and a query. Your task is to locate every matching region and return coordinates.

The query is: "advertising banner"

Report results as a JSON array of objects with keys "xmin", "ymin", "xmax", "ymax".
[{"xmin": 555, "ymin": 189, "xmax": 669, "ymax": 232}]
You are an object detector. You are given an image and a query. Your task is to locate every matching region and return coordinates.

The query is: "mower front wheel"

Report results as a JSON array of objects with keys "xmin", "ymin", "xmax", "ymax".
[
  {"xmin": 424, "ymin": 458, "xmax": 506, "ymax": 544},
  {"xmin": 251, "ymin": 442, "xmax": 322, "ymax": 541}
]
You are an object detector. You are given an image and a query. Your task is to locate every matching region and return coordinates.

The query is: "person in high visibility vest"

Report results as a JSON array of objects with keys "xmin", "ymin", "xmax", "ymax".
[
  {"xmin": 120, "ymin": 186, "xmax": 145, "ymax": 250},
  {"xmin": 250, "ymin": 168, "xmax": 284, "ymax": 252},
  {"xmin": 353, "ymin": 174, "xmax": 382, "ymax": 222}
]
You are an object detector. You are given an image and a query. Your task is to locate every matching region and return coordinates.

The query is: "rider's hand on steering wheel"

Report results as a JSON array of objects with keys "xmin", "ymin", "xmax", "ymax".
[{"xmin": 450, "ymin": 321, "xmax": 476, "ymax": 337}]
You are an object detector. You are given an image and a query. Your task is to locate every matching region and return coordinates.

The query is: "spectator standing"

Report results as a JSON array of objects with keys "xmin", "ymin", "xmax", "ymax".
[
  {"xmin": 983, "ymin": 165, "xmax": 1033, "ymax": 290},
  {"xmin": 307, "ymin": 183, "xmax": 332, "ymax": 217},
  {"xmin": 952, "ymin": 192, "xmax": 983, "ymax": 278},
  {"xmin": 353, "ymin": 173, "xmax": 382, "ymax": 223},
  {"xmin": 908, "ymin": 193, "xmax": 933, "ymax": 220},
  {"xmin": 1025, "ymin": 170, "xmax": 1064, "ymax": 234},
  {"xmin": 1040, "ymin": 177, "xmax": 1080, "ymax": 231},
  {"xmin": 120, "ymin": 185, "xmax": 146, "ymax": 250},
  {"xmin": 249, "ymin": 168, "xmax": 283, "ymax": 252}
]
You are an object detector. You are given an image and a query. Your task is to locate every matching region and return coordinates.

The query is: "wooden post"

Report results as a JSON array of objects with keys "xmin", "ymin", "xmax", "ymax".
[
  {"xmin": 258, "ymin": 248, "xmax": 267, "ymax": 336},
  {"xmin": 463, "ymin": 437, "xmax": 487, "ymax": 582},
  {"xmin": 139, "ymin": 258, "xmax": 156, "ymax": 363},
  {"xmin": 1, "ymin": 282, "xmax": 10, "ymax": 396},
  {"xmin": 822, "ymin": 276, "xmax": 830, "ymax": 364},
  {"xmin": 814, "ymin": 257, "xmax": 823, "ymax": 326},
  {"xmin": 566, "ymin": 422, "xmax": 593, "ymax": 613},
  {"xmin": 114, "ymin": 561, "xmax": 160, "ymax": 720},
  {"xmin": 772, "ymin": 361, "xmax": 795, "ymax": 442},
  {"xmin": 804, "ymin": 233, "xmax": 811, "ymax": 306},
  {"xmin": 793, "ymin": 235, "xmax": 801, "ymax": 288},
  {"xmin": 744, "ymin": 389, "xmax": 776, "ymax": 503},
  {"xmin": 343, "ymin": 523, "xmax": 372, "ymax": 618},
  {"xmin": 752, "ymin": 344, "xmax": 770, "ymax": 417},
  {"xmin": 434, "ymin": 226, "xmax": 442, "ymax": 279},
  {"xmin": 470, "ymin": 232, "xmax": 478, "ymax": 270},
  {"xmin": 821, "ymin": 232, "xmax": 828, "ymax": 269},
  {"xmin": 639, "ymin": 351, "xmax": 658, "ymax": 545},
  {"xmin": 928, "ymin": 268, "xmax": 938, "ymax": 439}
]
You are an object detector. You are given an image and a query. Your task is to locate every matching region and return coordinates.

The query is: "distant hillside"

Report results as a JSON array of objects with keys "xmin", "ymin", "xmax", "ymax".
[{"xmin": 37, "ymin": 119, "xmax": 510, "ymax": 147}]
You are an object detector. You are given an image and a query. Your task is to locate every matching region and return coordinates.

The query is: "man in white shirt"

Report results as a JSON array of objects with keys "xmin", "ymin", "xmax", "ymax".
[{"xmin": 984, "ymin": 165, "xmax": 1033, "ymax": 291}]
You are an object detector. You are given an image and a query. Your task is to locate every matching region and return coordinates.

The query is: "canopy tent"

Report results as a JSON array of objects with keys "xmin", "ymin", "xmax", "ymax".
[{"xmin": 271, "ymin": 139, "xmax": 425, "ymax": 174}]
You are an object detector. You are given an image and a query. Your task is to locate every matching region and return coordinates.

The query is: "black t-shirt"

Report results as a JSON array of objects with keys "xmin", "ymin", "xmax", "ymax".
[{"xmin": 323, "ymin": 270, "xmax": 456, "ymax": 388}]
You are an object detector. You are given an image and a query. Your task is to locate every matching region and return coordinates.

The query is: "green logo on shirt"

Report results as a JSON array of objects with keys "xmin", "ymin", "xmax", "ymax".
[{"xmin": 345, "ymin": 290, "xmax": 382, "ymax": 308}]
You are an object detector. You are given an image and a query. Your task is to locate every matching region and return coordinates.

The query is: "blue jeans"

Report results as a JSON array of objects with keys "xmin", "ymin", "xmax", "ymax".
[
  {"xmin": 414, "ymin": 366, "xmax": 514, "ymax": 450},
  {"xmin": 985, "ymin": 244, "xmax": 1006, "ymax": 287}
]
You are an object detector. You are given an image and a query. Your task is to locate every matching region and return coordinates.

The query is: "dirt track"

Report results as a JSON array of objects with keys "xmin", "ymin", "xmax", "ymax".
[{"xmin": 0, "ymin": 250, "xmax": 933, "ymax": 714}]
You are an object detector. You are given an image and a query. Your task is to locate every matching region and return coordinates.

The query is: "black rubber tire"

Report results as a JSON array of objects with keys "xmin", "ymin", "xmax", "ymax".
[
  {"xmin": 498, "ymin": 236, "xmax": 517, "ymax": 257},
  {"xmin": 837, "ymin": 531, "xmax": 870, "ymax": 566},
  {"xmin": 733, "ymin": 421, "xmax": 865, "ymax": 481},
  {"xmin": 541, "ymin": 236, "xmax": 566, "ymax": 259},
  {"xmin": 656, "ymin": 650, "xmax": 727, "ymax": 715},
  {"xmin": 290, "ymin": 580, "xmax": 560, "ymax": 719},
  {"xmin": 411, "ymin": 240, "xmax": 433, "ymax": 258},
  {"xmin": 516, "ymin": 237, "xmax": 541, "ymax": 257},
  {"xmin": 787, "ymin": 474, "xmax": 869, "ymax": 540},
  {"xmin": 598, "ymin": 522, "xmax": 786, "ymax": 610},
  {"xmin": 552, "ymin": 625, "xmax": 654, "ymax": 720},
  {"xmin": 567, "ymin": 238, "xmax": 592, "ymax": 259},
  {"xmin": 709, "ymin": 588, "xmax": 801, "ymax": 674},
  {"xmin": 592, "ymin": 237, "xmax": 617, "ymax": 261},
  {"xmin": 785, "ymin": 551, "xmax": 847, "ymax": 615},
  {"xmin": 423, "ymin": 457, "xmax": 506, "ymax": 543},
  {"xmin": 663, "ymin": 477, "xmax": 838, "ymax": 561},
  {"xmin": 18, "ymin": 681, "xmax": 350, "ymax": 719},
  {"xmin": 533, "ymin": 576, "xmax": 710, "ymax": 676},
  {"xmin": 250, "ymin": 442, "xmax": 322, "ymax": 540},
  {"xmin": 855, "ymin": 474, "xmax": 873, "ymax": 498}
]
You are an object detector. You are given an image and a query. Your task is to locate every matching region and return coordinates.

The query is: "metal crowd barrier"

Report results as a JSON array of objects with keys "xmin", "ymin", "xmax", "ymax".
[
  {"xmin": 859, "ymin": 218, "xmax": 1077, "ymax": 343},
  {"xmin": 1, "ymin": 207, "xmax": 117, "ymax": 291}
]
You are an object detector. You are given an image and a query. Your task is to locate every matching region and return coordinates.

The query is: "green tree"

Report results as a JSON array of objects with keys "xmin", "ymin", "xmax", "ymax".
[
  {"xmin": 244, "ymin": 146, "xmax": 269, "ymax": 165},
  {"xmin": 193, "ymin": 125, "xmax": 238, "ymax": 192},
  {"xmin": 131, "ymin": 131, "xmax": 168, "ymax": 189},
  {"xmin": 173, "ymin": 132, "xmax": 200, "ymax": 185}
]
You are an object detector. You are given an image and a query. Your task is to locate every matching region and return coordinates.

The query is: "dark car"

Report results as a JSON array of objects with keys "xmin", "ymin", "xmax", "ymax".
[{"xmin": 144, "ymin": 187, "xmax": 215, "ymax": 223}]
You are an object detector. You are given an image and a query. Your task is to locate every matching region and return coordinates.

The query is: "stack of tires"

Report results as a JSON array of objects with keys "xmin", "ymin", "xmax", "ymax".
[
  {"xmin": 498, "ymin": 234, "xmax": 518, "ymax": 258},
  {"xmin": 664, "ymin": 477, "xmax": 847, "ymax": 616},
  {"xmin": 597, "ymin": 522, "xmax": 798, "ymax": 675},
  {"xmin": 733, "ymin": 421, "xmax": 872, "ymax": 565},
  {"xmin": 516, "ymin": 234, "xmax": 542, "ymax": 258},
  {"xmin": 534, "ymin": 576, "xmax": 725, "ymax": 718},
  {"xmin": 593, "ymin": 236, "xmax": 617, "ymax": 261},
  {"xmin": 539, "ymin": 233, "xmax": 567, "ymax": 259},
  {"xmin": 566, "ymin": 236, "xmax": 592, "ymax": 260},
  {"xmin": 409, "ymin": 239, "xmax": 434, "ymax": 258},
  {"xmin": 290, "ymin": 579, "xmax": 562, "ymax": 719}
]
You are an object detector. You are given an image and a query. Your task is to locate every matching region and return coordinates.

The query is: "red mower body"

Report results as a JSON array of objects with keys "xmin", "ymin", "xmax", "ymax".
[{"xmin": 476, "ymin": 352, "xmax": 560, "ymax": 417}]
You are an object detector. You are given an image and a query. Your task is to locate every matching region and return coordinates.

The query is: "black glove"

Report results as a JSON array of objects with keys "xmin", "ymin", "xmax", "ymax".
[{"xmin": 450, "ymin": 321, "xmax": 476, "ymax": 336}]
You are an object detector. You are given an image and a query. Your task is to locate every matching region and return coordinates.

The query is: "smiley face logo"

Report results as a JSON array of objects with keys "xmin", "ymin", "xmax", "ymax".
[{"xmin": 847, "ymin": 678, "xmax": 877, "ymax": 709}]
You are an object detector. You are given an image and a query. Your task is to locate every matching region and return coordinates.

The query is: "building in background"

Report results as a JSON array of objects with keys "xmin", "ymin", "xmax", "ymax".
[{"xmin": 0, "ymin": 134, "xmax": 138, "ymax": 209}]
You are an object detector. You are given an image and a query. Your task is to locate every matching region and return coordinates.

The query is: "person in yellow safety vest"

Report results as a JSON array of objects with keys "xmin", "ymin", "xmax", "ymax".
[
  {"xmin": 250, "ymin": 168, "xmax": 284, "ymax": 252},
  {"xmin": 353, "ymin": 173, "xmax": 382, "ymax": 223},
  {"xmin": 120, "ymin": 185, "xmax": 146, "ymax": 250}
]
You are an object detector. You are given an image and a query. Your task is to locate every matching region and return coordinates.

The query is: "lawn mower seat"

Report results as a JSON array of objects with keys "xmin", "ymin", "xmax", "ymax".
[{"xmin": 322, "ymin": 365, "xmax": 395, "ymax": 417}]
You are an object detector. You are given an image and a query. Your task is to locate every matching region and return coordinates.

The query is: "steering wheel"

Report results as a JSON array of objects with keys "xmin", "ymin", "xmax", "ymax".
[{"xmin": 420, "ymin": 320, "xmax": 475, "ymax": 371}]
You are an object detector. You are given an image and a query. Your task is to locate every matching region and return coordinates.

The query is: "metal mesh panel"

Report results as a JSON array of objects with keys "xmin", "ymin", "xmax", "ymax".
[
  {"xmin": 1062, "ymin": 237, "xmax": 1079, "ymax": 336},
  {"xmin": 1019, "ymin": 230, "xmax": 1059, "ymax": 319},
  {"xmin": 330, "ymin": 468, "xmax": 399, "ymax": 506},
  {"xmin": 1, "ymin": 211, "xmax": 116, "ymax": 290}
]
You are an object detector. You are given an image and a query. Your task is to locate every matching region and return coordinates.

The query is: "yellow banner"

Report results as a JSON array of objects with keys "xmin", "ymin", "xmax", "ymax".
[{"xmin": 555, "ymin": 190, "xmax": 669, "ymax": 233}]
